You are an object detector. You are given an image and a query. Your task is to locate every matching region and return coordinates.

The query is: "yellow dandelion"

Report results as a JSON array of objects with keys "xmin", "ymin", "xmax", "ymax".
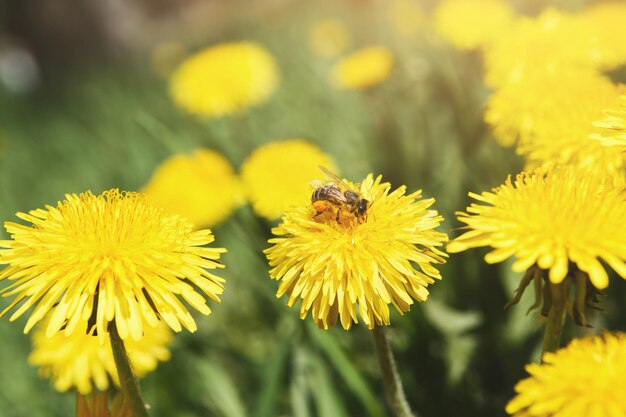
[
  {"xmin": 448, "ymin": 167, "xmax": 626, "ymax": 290},
  {"xmin": 169, "ymin": 41, "xmax": 279, "ymax": 118},
  {"xmin": 308, "ymin": 18, "xmax": 351, "ymax": 59},
  {"xmin": 143, "ymin": 148, "xmax": 242, "ymax": 228},
  {"xmin": 389, "ymin": 0, "xmax": 425, "ymax": 37},
  {"xmin": 29, "ymin": 313, "xmax": 171, "ymax": 394},
  {"xmin": 583, "ymin": 2, "xmax": 626, "ymax": 71},
  {"xmin": 331, "ymin": 46, "xmax": 394, "ymax": 90},
  {"xmin": 265, "ymin": 172, "xmax": 448, "ymax": 330},
  {"xmin": 516, "ymin": 79, "xmax": 626, "ymax": 174},
  {"xmin": 591, "ymin": 95, "xmax": 626, "ymax": 150},
  {"xmin": 485, "ymin": 69, "xmax": 612, "ymax": 148},
  {"xmin": 240, "ymin": 139, "xmax": 336, "ymax": 220},
  {"xmin": 434, "ymin": 0, "xmax": 514, "ymax": 51},
  {"xmin": 0, "ymin": 189, "xmax": 226, "ymax": 340},
  {"xmin": 483, "ymin": 9, "xmax": 604, "ymax": 88},
  {"xmin": 506, "ymin": 333, "xmax": 626, "ymax": 417}
]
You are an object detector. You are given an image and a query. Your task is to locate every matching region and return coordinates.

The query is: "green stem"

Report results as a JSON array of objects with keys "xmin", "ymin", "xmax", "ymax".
[
  {"xmin": 372, "ymin": 326, "xmax": 416, "ymax": 417},
  {"xmin": 541, "ymin": 282, "xmax": 566, "ymax": 356},
  {"xmin": 109, "ymin": 322, "xmax": 150, "ymax": 417}
]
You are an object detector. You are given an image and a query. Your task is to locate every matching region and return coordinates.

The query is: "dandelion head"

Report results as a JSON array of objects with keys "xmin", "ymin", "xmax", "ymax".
[
  {"xmin": 591, "ymin": 95, "xmax": 626, "ymax": 151},
  {"xmin": 169, "ymin": 41, "xmax": 279, "ymax": 118},
  {"xmin": 448, "ymin": 167, "xmax": 626, "ymax": 290},
  {"xmin": 515, "ymin": 77, "xmax": 626, "ymax": 174},
  {"xmin": 330, "ymin": 46, "xmax": 394, "ymax": 90},
  {"xmin": 265, "ymin": 172, "xmax": 448, "ymax": 330},
  {"xmin": 143, "ymin": 148, "xmax": 242, "ymax": 228},
  {"xmin": 506, "ymin": 333, "xmax": 626, "ymax": 417},
  {"xmin": 29, "ymin": 312, "xmax": 172, "ymax": 394},
  {"xmin": 583, "ymin": 2, "xmax": 626, "ymax": 71},
  {"xmin": 309, "ymin": 18, "xmax": 351, "ymax": 59},
  {"xmin": 0, "ymin": 189, "xmax": 226, "ymax": 340},
  {"xmin": 434, "ymin": 0, "xmax": 514, "ymax": 51},
  {"xmin": 241, "ymin": 139, "xmax": 336, "ymax": 220},
  {"xmin": 483, "ymin": 9, "xmax": 604, "ymax": 88}
]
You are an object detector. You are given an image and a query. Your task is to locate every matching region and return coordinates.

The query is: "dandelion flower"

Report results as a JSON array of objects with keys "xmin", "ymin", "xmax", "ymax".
[
  {"xmin": 331, "ymin": 46, "xmax": 394, "ymax": 90},
  {"xmin": 485, "ymin": 68, "xmax": 626, "ymax": 173},
  {"xmin": 516, "ymin": 79, "xmax": 626, "ymax": 173},
  {"xmin": 29, "ymin": 313, "xmax": 172, "ymax": 394},
  {"xmin": 448, "ymin": 167, "xmax": 626, "ymax": 290},
  {"xmin": 434, "ymin": 0, "xmax": 514, "ymax": 50},
  {"xmin": 143, "ymin": 148, "xmax": 243, "ymax": 228},
  {"xmin": 506, "ymin": 333, "xmax": 626, "ymax": 417},
  {"xmin": 241, "ymin": 139, "xmax": 336, "ymax": 220},
  {"xmin": 389, "ymin": 0, "xmax": 424, "ymax": 37},
  {"xmin": 591, "ymin": 95, "xmax": 626, "ymax": 150},
  {"xmin": 170, "ymin": 41, "xmax": 279, "ymax": 118},
  {"xmin": 582, "ymin": 2, "xmax": 626, "ymax": 71},
  {"xmin": 309, "ymin": 18, "xmax": 351, "ymax": 59},
  {"xmin": 0, "ymin": 189, "xmax": 226, "ymax": 340},
  {"xmin": 485, "ymin": 69, "xmax": 612, "ymax": 148},
  {"xmin": 483, "ymin": 9, "xmax": 604, "ymax": 88},
  {"xmin": 265, "ymin": 172, "xmax": 448, "ymax": 330}
]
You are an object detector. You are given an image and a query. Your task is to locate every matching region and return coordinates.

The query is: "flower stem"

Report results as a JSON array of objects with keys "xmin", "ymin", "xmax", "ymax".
[
  {"xmin": 109, "ymin": 322, "xmax": 150, "ymax": 417},
  {"xmin": 372, "ymin": 326, "xmax": 417, "ymax": 417},
  {"xmin": 542, "ymin": 282, "xmax": 566, "ymax": 356}
]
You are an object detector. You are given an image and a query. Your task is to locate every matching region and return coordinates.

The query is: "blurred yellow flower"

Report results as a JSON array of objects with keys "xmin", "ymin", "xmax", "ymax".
[
  {"xmin": 434, "ymin": 0, "xmax": 514, "ymax": 50},
  {"xmin": 448, "ymin": 167, "xmax": 626, "ymax": 289},
  {"xmin": 308, "ymin": 18, "xmax": 351, "ymax": 59},
  {"xmin": 483, "ymin": 9, "xmax": 604, "ymax": 88},
  {"xmin": 331, "ymin": 46, "xmax": 394, "ymax": 90},
  {"xmin": 170, "ymin": 41, "xmax": 279, "ymax": 118},
  {"xmin": 389, "ymin": 0, "xmax": 424, "ymax": 37},
  {"xmin": 0, "ymin": 189, "xmax": 226, "ymax": 341},
  {"xmin": 583, "ymin": 2, "xmax": 626, "ymax": 71},
  {"xmin": 241, "ymin": 139, "xmax": 335, "ymax": 220},
  {"xmin": 265, "ymin": 173, "xmax": 447, "ymax": 330},
  {"xmin": 485, "ymin": 68, "xmax": 626, "ymax": 173},
  {"xmin": 591, "ymin": 95, "xmax": 626, "ymax": 150},
  {"xmin": 485, "ymin": 69, "xmax": 611, "ymax": 148},
  {"xmin": 30, "ymin": 314, "xmax": 171, "ymax": 394},
  {"xmin": 143, "ymin": 148, "xmax": 242, "ymax": 228},
  {"xmin": 506, "ymin": 333, "xmax": 626, "ymax": 417},
  {"xmin": 516, "ymin": 81, "xmax": 626, "ymax": 174}
]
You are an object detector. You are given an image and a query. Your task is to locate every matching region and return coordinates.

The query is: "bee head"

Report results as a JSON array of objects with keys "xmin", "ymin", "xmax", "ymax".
[{"xmin": 357, "ymin": 199, "xmax": 369, "ymax": 216}]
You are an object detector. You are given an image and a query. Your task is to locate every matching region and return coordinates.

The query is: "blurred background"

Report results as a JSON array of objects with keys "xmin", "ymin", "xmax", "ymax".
[{"xmin": 0, "ymin": 0, "xmax": 624, "ymax": 416}]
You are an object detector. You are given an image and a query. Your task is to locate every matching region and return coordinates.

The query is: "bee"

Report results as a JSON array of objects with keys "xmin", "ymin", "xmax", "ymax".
[{"xmin": 311, "ymin": 166, "xmax": 369, "ymax": 226}]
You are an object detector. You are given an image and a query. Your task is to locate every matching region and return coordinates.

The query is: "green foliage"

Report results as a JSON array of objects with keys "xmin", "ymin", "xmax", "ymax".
[{"xmin": 0, "ymin": 1, "xmax": 623, "ymax": 417}]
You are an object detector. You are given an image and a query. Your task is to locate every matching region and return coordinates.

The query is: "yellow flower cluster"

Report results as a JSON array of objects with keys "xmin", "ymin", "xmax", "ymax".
[
  {"xmin": 143, "ymin": 148, "xmax": 243, "ymax": 228},
  {"xmin": 0, "ymin": 189, "xmax": 226, "ymax": 341},
  {"xmin": 434, "ymin": 0, "xmax": 514, "ymax": 51},
  {"xmin": 170, "ymin": 42, "xmax": 279, "ymax": 118},
  {"xmin": 30, "ymin": 313, "xmax": 172, "ymax": 394},
  {"xmin": 591, "ymin": 95, "xmax": 626, "ymax": 150},
  {"xmin": 476, "ymin": 5, "xmax": 626, "ymax": 175},
  {"xmin": 448, "ymin": 167, "xmax": 626, "ymax": 290},
  {"xmin": 330, "ymin": 46, "xmax": 395, "ymax": 90},
  {"xmin": 266, "ymin": 172, "xmax": 447, "ymax": 329},
  {"xmin": 507, "ymin": 333, "xmax": 626, "ymax": 417}
]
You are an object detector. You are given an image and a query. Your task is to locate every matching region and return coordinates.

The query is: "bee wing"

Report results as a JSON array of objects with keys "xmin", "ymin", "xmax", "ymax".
[
  {"xmin": 324, "ymin": 185, "xmax": 348, "ymax": 202},
  {"xmin": 309, "ymin": 179, "xmax": 324, "ymax": 190},
  {"xmin": 318, "ymin": 166, "xmax": 356, "ymax": 193}
]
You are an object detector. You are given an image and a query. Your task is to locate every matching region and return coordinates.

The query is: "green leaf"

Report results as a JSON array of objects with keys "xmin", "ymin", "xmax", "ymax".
[
  {"xmin": 196, "ymin": 358, "xmax": 248, "ymax": 417},
  {"xmin": 306, "ymin": 323, "xmax": 386, "ymax": 417}
]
